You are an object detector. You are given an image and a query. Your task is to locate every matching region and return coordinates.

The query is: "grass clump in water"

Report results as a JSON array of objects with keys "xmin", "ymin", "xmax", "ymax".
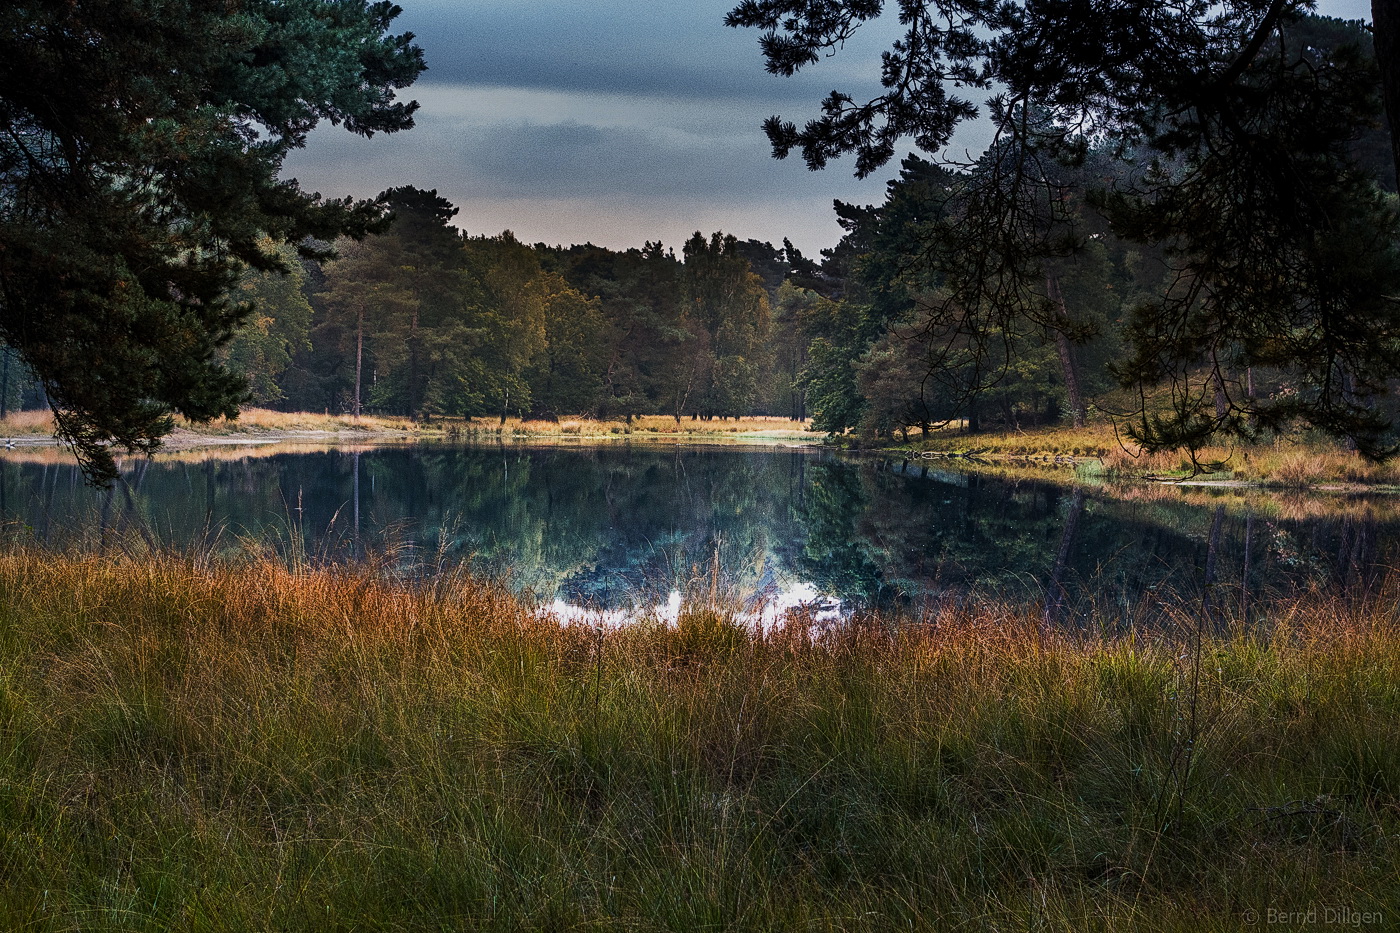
[{"xmin": 0, "ymin": 548, "xmax": 1396, "ymax": 930}]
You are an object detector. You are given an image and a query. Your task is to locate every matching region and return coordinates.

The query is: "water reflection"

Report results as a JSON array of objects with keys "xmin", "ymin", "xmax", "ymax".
[{"xmin": 0, "ymin": 442, "xmax": 1394, "ymax": 622}]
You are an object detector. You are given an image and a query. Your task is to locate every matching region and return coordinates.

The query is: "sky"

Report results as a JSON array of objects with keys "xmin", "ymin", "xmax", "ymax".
[{"xmin": 280, "ymin": 0, "xmax": 1378, "ymax": 256}]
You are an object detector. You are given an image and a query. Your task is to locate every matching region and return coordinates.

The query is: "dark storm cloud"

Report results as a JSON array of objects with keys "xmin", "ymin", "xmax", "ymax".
[
  {"xmin": 288, "ymin": 81, "xmax": 888, "ymax": 203},
  {"xmin": 398, "ymin": 0, "xmax": 883, "ymax": 101},
  {"xmin": 282, "ymin": 0, "xmax": 916, "ymax": 250},
  {"xmin": 461, "ymin": 119, "xmax": 809, "ymax": 200},
  {"xmin": 285, "ymin": 0, "xmax": 1377, "ymax": 252}
]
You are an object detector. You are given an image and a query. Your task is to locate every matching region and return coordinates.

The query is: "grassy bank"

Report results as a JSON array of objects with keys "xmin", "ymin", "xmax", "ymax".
[
  {"xmin": 888, "ymin": 422, "xmax": 1400, "ymax": 488},
  {"xmin": 0, "ymin": 411, "xmax": 812, "ymax": 448},
  {"xmin": 0, "ymin": 550, "xmax": 1396, "ymax": 930},
  {"xmin": 455, "ymin": 414, "xmax": 813, "ymax": 442},
  {"xmin": 0, "ymin": 409, "xmax": 426, "ymax": 444},
  {"xmin": 175, "ymin": 408, "xmax": 424, "ymax": 437}
]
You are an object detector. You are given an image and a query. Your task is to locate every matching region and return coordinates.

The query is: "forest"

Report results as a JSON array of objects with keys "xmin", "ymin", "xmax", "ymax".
[
  {"xmin": 3, "ymin": 4, "xmax": 1398, "ymax": 474},
  {"xmin": 6, "ymin": 15, "xmax": 1388, "ymax": 458}
]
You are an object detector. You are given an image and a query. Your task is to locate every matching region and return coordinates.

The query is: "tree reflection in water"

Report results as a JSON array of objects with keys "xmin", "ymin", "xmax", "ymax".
[{"xmin": 0, "ymin": 442, "xmax": 1393, "ymax": 625}]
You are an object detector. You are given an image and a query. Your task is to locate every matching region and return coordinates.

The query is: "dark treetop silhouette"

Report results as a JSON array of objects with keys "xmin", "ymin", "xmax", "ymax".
[
  {"xmin": 0, "ymin": 0, "xmax": 424, "ymax": 483},
  {"xmin": 728, "ymin": 1, "xmax": 1400, "ymax": 458}
]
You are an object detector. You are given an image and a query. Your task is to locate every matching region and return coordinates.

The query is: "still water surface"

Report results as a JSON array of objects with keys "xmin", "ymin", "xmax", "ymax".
[{"xmin": 2, "ymin": 441, "xmax": 1395, "ymax": 623}]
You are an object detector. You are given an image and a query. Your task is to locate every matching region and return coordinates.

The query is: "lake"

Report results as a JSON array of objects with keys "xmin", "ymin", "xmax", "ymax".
[{"xmin": 3, "ymin": 440, "xmax": 1396, "ymax": 625}]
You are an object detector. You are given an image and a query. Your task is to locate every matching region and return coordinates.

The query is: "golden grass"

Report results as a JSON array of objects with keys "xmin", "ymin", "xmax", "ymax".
[
  {"xmin": 0, "ymin": 547, "xmax": 1397, "ymax": 929},
  {"xmin": 176, "ymin": 407, "xmax": 423, "ymax": 435},
  {"xmin": 1100, "ymin": 437, "xmax": 1400, "ymax": 485},
  {"xmin": 463, "ymin": 414, "xmax": 814, "ymax": 440},
  {"xmin": 913, "ymin": 421, "xmax": 1128, "ymax": 458},
  {"xmin": 0, "ymin": 408, "xmax": 55, "ymax": 435},
  {"xmin": 906, "ymin": 420, "xmax": 1400, "ymax": 487},
  {"xmin": 0, "ymin": 407, "xmax": 425, "ymax": 441}
]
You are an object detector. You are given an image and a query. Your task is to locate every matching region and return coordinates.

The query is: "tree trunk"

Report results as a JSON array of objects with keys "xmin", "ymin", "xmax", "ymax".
[
  {"xmin": 408, "ymin": 303, "xmax": 420, "ymax": 420},
  {"xmin": 1343, "ymin": 369, "xmax": 1359, "ymax": 451},
  {"xmin": 353, "ymin": 307, "xmax": 364, "ymax": 420},
  {"xmin": 1045, "ymin": 273, "xmax": 1085, "ymax": 428},
  {"xmin": 0, "ymin": 346, "xmax": 10, "ymax": 420},
  {"xmin": 1212, "ymin": 366, "xmax": 1228, "ymax": 420},
  {"xmin": 1374, "ymin": 1, "xmax": 1400, "ymax": 186}
]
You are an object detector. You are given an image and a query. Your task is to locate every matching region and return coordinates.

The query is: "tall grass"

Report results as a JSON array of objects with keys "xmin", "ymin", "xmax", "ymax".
[
  {"xmin": 0, "ymin": 548, "xmax": 1396, "ymax": 930},
  {"xmin": 0, "ymin": 409, "xmax": 57, "ymax": 436}
]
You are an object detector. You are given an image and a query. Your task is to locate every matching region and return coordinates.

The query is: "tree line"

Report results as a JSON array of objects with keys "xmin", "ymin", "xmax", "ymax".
[
  {"xmin": 191, "ymin": 15, "xmax": 1400, "ymax": 448},
  {"xmin": 23, "ymin": 11, "xmax": 1376, "ymax": 446},
  {"xmin": 211, "ymin": 186, "xmax": 789, "ymax": 423}
]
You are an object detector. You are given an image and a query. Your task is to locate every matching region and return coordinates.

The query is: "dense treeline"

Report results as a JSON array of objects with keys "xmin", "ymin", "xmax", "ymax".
[
  {"xmin": 175, "ymin": 166, "xmax": 1155, "ymax": 431},
  {"xmin": 198, "ymin": 18, "xmax": 1400, "ymax": 443},
  {"xmin": 8, "ymin": 14, "xmax": 1389, "ymax": 449},
  {"xmin": 200, "ymin": 186, "xmax": 794, "ymax": 423},
  {"xmin": 776, "ymin": 16, "xmax": 1400, "ymax": 444},
  {"xmin": 206, "ymin": 161, "xmax": 1110, "ymax": 434}
]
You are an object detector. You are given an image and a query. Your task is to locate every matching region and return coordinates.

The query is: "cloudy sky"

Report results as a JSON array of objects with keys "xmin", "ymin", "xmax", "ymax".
[{"xmin": 281, "ymin": 0, "xmax": 1378, "ymax": 255}]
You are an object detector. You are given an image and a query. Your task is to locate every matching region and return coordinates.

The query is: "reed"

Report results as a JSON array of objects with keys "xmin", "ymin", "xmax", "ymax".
[{"xmin": 0, "ymin": 548, "xmax": 1396, "ymax": 930}]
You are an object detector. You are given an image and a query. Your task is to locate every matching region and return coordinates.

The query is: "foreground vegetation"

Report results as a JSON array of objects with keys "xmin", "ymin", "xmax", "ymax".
[{"xmin": 0, "ymin": 549, "xmax": 1396, "ymax": 930}]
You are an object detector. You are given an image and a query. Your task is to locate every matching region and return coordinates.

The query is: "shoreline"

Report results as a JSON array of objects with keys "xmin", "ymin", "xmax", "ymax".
[
  {"xmin": 0, "ymin": 409, "xmax": 820, "ymax": 453},
  {"xmin": 0, "ymin": 425, "xmax": 822, "ymax": 454},
  {"xmin": 848, "ymin": 421, "xmax": 1400, "ymax": 492},
  {"xmin": 5, "ymin": 413, "xmax": 1400, "ymax": 493}
]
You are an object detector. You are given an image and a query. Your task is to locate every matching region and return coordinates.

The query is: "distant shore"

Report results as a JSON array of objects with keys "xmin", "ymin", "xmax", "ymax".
[
  {"xmin": 857, "ymin": 421, "xmax": 1400, "ymax": 491},
  {"xmin": 6, "ymin": 411, "xmax": 1400, "ymax": 490},
  {"xmin": 0, "ymin": 410, "xmax": 818, "ymax": 454}
]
